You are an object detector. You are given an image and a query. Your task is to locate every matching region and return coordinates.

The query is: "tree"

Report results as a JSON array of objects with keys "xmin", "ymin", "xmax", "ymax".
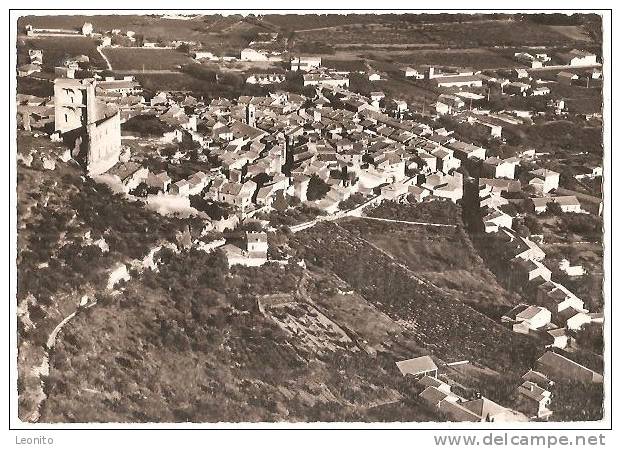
[
  {"xmin": 123, "ymin": 115, "xmax": 173, "ymax": 136},
  {"xmin": 272, "ymin": 191, "xmax": 289, "ymax": 212},
  {"xmin": 129, "ymin": 182, "xmax": 151, "ymax": 198},
  {"xmin": 524, "ymin": 214, "xmax": 543, "ymax": 234},
  {"xmin": 238, "ymin": 221, "xmax": 264, "ymax": 233},
  {"xmin": 306, "ymin": 175, "xmax": 330, "ymax": 201},
  {"xmin": 546, "ymin": 202, "xmax": 563, "ymax": 216}
]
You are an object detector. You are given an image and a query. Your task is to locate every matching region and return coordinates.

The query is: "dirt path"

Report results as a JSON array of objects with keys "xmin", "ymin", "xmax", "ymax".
[
  {"xmin": 358, "ymin": 216, "xmax": 457, "ymax": 228},
  {"xmin": 96, "ymin": 45, "xmax": 112, "ymax": 71},
  {"xmin": 24, "ymin": 295, "xmax": 98, "ymax": 423},
  {"xmin": 25, "ymin": 240, "xmax": 177, "ymax": 423}
]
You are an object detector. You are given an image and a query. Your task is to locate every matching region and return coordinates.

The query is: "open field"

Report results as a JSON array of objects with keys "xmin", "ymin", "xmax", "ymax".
[
  {"xmin": 17, "ymin": 36, "xmax": 106, "ymax": 70},
  {"xmin": 292, "ymin": 19, "xmax": 592, "ymax": 52},
  {"xmin": 19, "ymin": 15, "xmax": 227, "ymax": 42},
  {"xmin": 548, "ymin": 25, "xmax": 593, "ymax": 42},
  {"xmin": 369, "ymin": 48, "xmax": 523, "ymax": 69},
  {"xmin": 102, "ymin": 47, "xmax": 195, "ymax": 71},
  {"xmin": 306, "ymin": 271, "xmax": 407, "ymax": 352},
  {"xmin": 548, "ymin": 83, "xmax": 603, "ymax": 115},
  {"xmin": 263, "ymin": 14, "xmax": 402, "ymax": 31},
  {"xmin": 18, "ymin": 15, "xmax": 272, "ymax": 56}
]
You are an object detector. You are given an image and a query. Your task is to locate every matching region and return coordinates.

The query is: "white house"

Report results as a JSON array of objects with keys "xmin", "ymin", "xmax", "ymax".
[
  {"xmin": 483, "ymin": 157, "xmax": 519, "ymax": 179},
  {"xmin": 530, "ymin": 168, "xmax": 559, "ymax": 193},
  {"xmin": 402, "ymin": 67, "xmax": 424, "ymax": 79},
  {"xmin": 514, "ymin": 306, "xmax": 552, "ymax": 333},
  {"xmin": 396, "ymin": 356, "xmax": 438, "ymax": 379},
  {"xmin": 559, "ymin": 259, "xmax": 585, "ymax": 276},
  {"xmin": 560, "ymin": 49, "xmax": 597, "ymax": 67},
  {"xmin": 517, "ymin": 381, "xmax": 553, "ymax": 419}
]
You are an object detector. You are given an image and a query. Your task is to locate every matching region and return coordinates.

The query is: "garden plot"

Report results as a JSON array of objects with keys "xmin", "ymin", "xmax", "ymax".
[{"xmin": 265, "ymin": 302, "xmax": 357, "ymax": 355}]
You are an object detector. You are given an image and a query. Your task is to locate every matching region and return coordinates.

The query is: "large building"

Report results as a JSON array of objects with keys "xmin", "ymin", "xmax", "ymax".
[
  {"xmin": 54, "ymin": 78, "xmax": 121, "ymax": 176},
  {"xmin": 290, "ymin": 56, "xmax": 322, "ymax": 72}
]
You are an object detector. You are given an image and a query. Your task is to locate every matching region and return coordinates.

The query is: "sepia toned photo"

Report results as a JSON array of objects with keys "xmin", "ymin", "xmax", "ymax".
[{"xmin": 14, "ymin": 10, "xmax": 607, "ymax": 426}]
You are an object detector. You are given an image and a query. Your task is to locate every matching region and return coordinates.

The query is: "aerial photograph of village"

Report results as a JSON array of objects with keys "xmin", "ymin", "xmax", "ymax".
[{"xmin": 14, "ymin": 11, "xmax": 606, "ymax": 424}]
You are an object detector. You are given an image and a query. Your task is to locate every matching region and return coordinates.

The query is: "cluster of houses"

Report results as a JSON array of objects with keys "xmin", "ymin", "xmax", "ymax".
[
  {"xmin": 17, "ymin": 48, "xmax": 44, "ymax": 77},
  {"xmin": 100, "ymin": 81, "xmax": 491, "ymax": 220},
  {"xmin": 515, "ymin": 350, "xmax": 603, "ymax": 420},
  {"xmin": 475, "ymin": 156, "xmax": 601, "ymax": 350},
  {"xmin": 398, "ymin": 356, "xmax": 524, "ymax": 422},
  {"xmin": 397, "ymin": 346, "xmax": 602, "ymax": 422}
]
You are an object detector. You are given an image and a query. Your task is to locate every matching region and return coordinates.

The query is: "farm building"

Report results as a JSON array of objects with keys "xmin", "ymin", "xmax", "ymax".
[
  {"xmin": 402, "ymin": 66, "xmax": 424, "ymax": 79},
  {"xmin": 434, "ymin": 75, "xmax": 483, "ymax": 88},
  {"xmin": 396, "ymin": 356, "xmax": 438, "ymax": 379},
  {"xmin": 517, "ymin": 381, "xmax": 553, "ymax": 419},
  {"xmin": 290, "ymin": 56, "xmax": 322, "ymax": 72},
  {"xmin": 557, "ymin": 49, "xmax": 598, "ymax": 67},
  {"xmin": 557, "ymin": 71, "xmax": 579, "ymax": 86},
  {"xmin": 536, "ymin": 351, "xmax": 603, "ymax": 384}
]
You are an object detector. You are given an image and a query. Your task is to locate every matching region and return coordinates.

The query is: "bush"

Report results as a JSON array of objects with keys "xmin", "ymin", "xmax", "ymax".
[
  {"xmin": 123, "ymin": 115, "xmax": 173, "ymax": 136},
  {"xmin": 339, "ymin": 193, "xmax": 366, "ymax": 210}
]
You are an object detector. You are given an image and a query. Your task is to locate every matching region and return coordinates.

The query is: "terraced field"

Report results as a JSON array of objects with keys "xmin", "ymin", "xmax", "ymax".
[{"xmin": 290, "ymin": 221, "xmax": 540, "ymax": 377}]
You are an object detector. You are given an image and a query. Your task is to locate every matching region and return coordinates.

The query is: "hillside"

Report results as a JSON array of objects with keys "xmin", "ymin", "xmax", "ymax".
[
  {"xmin": 17, "ymin": 132, "xmax": 202, "ymax": 421},
  {"xmin": 340, "ymin": 201, "xmax": 523, "ymax": 319},
  {"xmin": 288, "ymin": 221, "xmax": 540, "ymax": 379},
  {"xmin": 40, "ymin": 249, "xmax": 439, "ymax": 422}
]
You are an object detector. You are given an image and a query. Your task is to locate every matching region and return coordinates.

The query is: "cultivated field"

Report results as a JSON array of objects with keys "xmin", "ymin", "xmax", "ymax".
[
  {"xmin": 265, "ymin": 301, "xmax": 356, "ymax": 355},
  {"xmin": 340, "ymin": 201, "xmax": 523, "ymax": 318},
  {"xmin": 102, "ymin": 47, "xmax": 195, "ymax": 71},
  {"xmin": 372, "ymin": 48, "xmax": 522, "ymax": 69},
  {"xmin": 289, "ymin": 221, "xmax": 540, "ymax": 377},
  {"xmin": 292, "ymin": 19, "xmax": 592, "ymax": 52}
]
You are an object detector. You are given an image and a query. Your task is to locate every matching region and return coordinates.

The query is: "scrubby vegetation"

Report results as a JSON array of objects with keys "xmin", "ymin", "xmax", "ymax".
[
  {"xmin": 40, "ymin": 249, "xmax": 437, "ymax": 422},
  {"xmin": 122, "ymin": 115, "xmax": 173, "ymax": 136},
  {"xmin": 17, "ymin": 133, "xmax": 203, "ymax": 420}
]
